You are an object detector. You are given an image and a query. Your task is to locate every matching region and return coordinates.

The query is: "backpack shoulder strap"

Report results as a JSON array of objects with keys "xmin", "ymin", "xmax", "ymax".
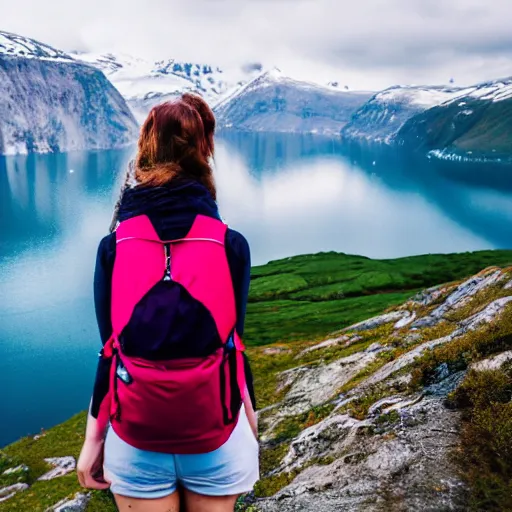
[
  {"xmin": 173, "ymin": 214, "xmax": 227, "ymax": 246},
  {"xmin": 115, "ymin": 214, "xmax": 227, "ymax": 246},
  {"xmin": 115, "ymin": 214, "xmax": 161, "ymax": 244}
]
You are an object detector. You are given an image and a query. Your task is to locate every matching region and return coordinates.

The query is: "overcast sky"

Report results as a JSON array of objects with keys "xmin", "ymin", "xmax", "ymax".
[{"xmin": 2, "ymin": 0, "xmax": 512, "ymax": 90}]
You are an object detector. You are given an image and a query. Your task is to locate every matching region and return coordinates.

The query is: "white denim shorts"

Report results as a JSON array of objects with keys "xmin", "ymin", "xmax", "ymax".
[{"xmin": 103, "ymin": 404, "xmax": 260, "ymax": 498}]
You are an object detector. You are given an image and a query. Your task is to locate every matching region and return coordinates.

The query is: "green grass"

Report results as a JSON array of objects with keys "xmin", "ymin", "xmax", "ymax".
[
  {"xmin": 245, "ymin": 250, "xmax": 512, "ymax": 346},
  {"xmin": 245, "ymin": 291, "xmax": 414, "ymax": 346},
  {"xmin": 0, "ymin": 413, "xmax": 117, "ymax": 512}
]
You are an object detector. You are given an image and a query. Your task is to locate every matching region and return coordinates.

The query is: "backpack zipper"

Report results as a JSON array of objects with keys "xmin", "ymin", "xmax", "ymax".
[{"xmin": 163, "ymin": 243, "xmax": 172, "ymax": 281}]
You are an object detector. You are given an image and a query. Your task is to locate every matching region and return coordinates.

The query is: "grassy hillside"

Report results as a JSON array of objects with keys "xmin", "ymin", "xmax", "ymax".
[
  {"xmin": 245, "ymin": 250, "xmax": 512, "ymax": 345},
  {"xmin": 2, "ymin": 249, "xmax": 512, "ymax": 511}
]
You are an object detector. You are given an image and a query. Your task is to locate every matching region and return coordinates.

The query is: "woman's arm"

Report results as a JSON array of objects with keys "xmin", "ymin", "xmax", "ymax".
[
  {"xmin": 78, "ymin": 234, "xmax": 115, "ymax": 490},
  {"xmin": 226, "ymin": 229, "xmax": 257, "ymax": 410},
  {"xmin": 89, "ymin": 234, "xmax": 116, "ymax": 434}
]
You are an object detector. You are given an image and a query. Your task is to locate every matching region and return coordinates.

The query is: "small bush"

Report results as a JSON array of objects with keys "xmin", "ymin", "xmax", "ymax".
[
  {"xmin": 450, "ymin": 369, "xmax": 512, "ymax": 409},
  {"xmin": 451, "ymin": 368, "xmax": 512, "ymax": 511}
]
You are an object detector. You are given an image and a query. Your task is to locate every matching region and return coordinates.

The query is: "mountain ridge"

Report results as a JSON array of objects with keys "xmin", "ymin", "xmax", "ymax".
[
  {"xmin": 397, "ymin": 77, "xmax": 512, "ymax": 160},
  {"xmin": 343, "ymin": 76, "xmax": 512, "ymax": 160},
  {"xmin": 214, "ymin": 69, "xmax": 373, "ymax": 135}
]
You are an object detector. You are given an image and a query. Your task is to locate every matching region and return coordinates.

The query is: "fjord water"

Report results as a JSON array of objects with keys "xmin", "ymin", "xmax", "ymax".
[{"xmin": 1, "ymin": 133, "xmax": 511, "ymax": 447}]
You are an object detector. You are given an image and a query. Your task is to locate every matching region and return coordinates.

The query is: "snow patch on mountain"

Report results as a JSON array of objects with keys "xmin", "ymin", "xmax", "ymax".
[
  {"xmin": 75, "ymin": 52, "xmax": 262, "ymax": 122},
  {"xmin": 442, "ymin": 77, "xmax": 512, "ymax": 104},
  {"xmin": 0, "ymin": 31, "xmax": 73, "ymax": 62}
]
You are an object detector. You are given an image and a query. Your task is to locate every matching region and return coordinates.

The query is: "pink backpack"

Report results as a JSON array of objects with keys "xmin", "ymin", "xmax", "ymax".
[{"xmin": 102, "ymin": 213, "xmax": 247, "ymax": 454}]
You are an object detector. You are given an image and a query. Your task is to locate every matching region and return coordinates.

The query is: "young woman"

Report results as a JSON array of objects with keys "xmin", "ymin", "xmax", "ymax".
[{"xmin": 77, "ymin": 94, "xmax": 259, "ymax": 512}]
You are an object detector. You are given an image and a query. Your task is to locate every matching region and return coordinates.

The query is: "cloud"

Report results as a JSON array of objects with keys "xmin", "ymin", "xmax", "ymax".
[{"xmin": 2, "ymin": 0, "xmax": 512, "ymax": 89}]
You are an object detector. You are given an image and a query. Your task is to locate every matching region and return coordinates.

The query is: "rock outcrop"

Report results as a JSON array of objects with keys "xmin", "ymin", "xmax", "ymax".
[
  {"xmin": 2, "ymin": 265, "xmax": 511, "ymax": 511},
  {"xmin": 0, "ymin": 483, "xmax": 29, "ymax": 503},
  {"xmin": 38, "ymin": 457, "xmax": 76, "ymax": 481},
  {"xmin": 47, "ymin": 493, "xmax": 91, "ymax": 512},
  {"xmin": 251, "ymin": 266, "xmax": 512, "ymax": 511}
]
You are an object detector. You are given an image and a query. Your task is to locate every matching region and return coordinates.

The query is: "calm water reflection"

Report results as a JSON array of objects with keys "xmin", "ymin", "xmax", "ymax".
[{"xmin": 1, "ymin": 133, "xmax": 511, "ymax": 446}]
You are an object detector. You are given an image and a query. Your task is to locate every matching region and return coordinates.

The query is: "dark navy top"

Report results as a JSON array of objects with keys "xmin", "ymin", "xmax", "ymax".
[{"xmin": 91, "ymin": 179, "xmax": 255, "ymax": 417}]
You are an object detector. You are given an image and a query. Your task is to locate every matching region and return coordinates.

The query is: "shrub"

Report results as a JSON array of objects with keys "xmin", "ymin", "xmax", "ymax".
[{"xmin": 450, "ymin": 368, "xmax": 512, "ymax": 511}]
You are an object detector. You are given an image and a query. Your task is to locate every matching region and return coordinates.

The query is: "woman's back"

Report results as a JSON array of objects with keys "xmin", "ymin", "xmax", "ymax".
[{"xmin": 78, "ymin": 95, "xmax": 259, "ymax": 512}]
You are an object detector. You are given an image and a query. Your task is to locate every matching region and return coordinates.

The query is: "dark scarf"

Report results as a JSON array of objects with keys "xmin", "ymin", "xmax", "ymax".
[{"xmin": 118, "ymin": 179, "xmax": 221, "ymax": 240}]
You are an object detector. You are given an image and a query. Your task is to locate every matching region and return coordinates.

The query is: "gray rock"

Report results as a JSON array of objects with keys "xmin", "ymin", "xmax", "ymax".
[
  {"xmin": 505, "ymin": 279, "xmax": 512, "ymax": 290},
  {"xmin": 404, "ymin": 332, "xmax": 422, "ymax": 344},
  {"xmin": 38, "ymin": 456, "xmax": 76, "ymax": 481},
  {"xmin": 297, "ymin": 335, "xmax": 350, "ymax": 358},
  {"xmin": 410, "ymin": 285, "xmax": 446, "ymax": 307},
  {"xmin": 435, "ymin": 362, "xmax": 451, "ymax": 381},
  {"xmin": 2, "ymin": 464, "xmax": 29, "ymax": 475},
  {"xmin": 394, "ymin": 311, "xmax": 416, "ymax": 329},
  {"xmin": 0, "ymin": 483, "xmax": 29, "ymax": 503},
  {"xmin": 452, "ymin": 296, "xmax": 512, "ymax": 336},
  {"xmin": 263, "ymin": 346, "xmax": 292, "ymax": 355},
  {"xmin": 365, "ymin": 342, "xmax": 384, "ymax": 353},
  {"xmin": 257, "ymin": 398, "xmax": 466, "ymax": 511},
  {"xmin": 359, "ymin": 335, "xmax": 454, "ymax": 389},
  {"xmin": 343, "ymin": 311, "xmax": 409, "ymax": 333},
  {"xmin": 412, "ymin": 270, "xmax": 505, "ymax": 328},
  {"xmin": 360, "ymin": 296, "xmax": 511, "ymax": 389},
  {"xmin": 381, "ymin": 394, "xmax": 423, "ymax": 415},
  {"xmin": 281, "ymin": 414, "xmax": 368, "ymax": 471},
  {"xmin": 277, "ymin": 366, "xmax": 312, "ymax": 393},
  {"xmin": 255, "ymin": 271, "xmax": 512, "ymax": 512},
  {"xmin": 386, "ymin": 373, "xmax": 413, "ymax": 388},
  {"xmin": 366, "ymin": 395, "xmax": 424, "ymax": 417},
  {"xmin": 279, "ymin": 350, "xmax": 385, "ymax": 416},
  {"xmin": 425, "ymin": 371, "xmax": 467, "ymax": 397},
  {"xmin": 472, "ymin": 350, "xmax": 512, "ymax": 371},
  {"xmin": 47, "ymin": 493, "xmax": 91, "ymax": 512}
]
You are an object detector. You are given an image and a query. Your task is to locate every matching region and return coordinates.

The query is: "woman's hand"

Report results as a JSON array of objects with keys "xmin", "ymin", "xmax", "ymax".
[{"xmin": 77, "ymin": 437, "xmax": 110, "ymax": 490}]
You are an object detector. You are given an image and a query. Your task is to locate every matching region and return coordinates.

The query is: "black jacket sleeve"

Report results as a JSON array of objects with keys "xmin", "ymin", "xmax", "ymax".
[
  {"xmin": 90, "ymin": 234, "xmax": 116, "ymax": 418},
  {"xmin": 226, "ymin": 229, "xmax": 256, "ymax": 410}
]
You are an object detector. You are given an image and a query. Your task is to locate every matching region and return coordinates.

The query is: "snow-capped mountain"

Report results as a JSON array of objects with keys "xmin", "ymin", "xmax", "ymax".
[
  {"xmin": 0, "ymin": 31, "xmax": 138, "ymax": 155},
  {"xmin": 214, "ymin": 69, "xmax": 373, "ymax": 134},
  {"xmin": 0, "ymin": 30, "xmax": 72, "ymax": 62},
  {"xmin": 397, "ymin": 77, "xmax": 512, "ymax": 158},
  {"xmin": 341, "ymin": 85, "xmax": 463, "ymax": 144},
  {"xmin": 75, "ymin": 52, "xmax": 263, "ymax": 122}
]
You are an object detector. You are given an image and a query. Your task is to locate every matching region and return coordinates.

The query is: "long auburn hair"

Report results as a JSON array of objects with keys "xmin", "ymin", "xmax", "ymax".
[{"xmin": 110, "ymin": 94, "xmax": 216, "ymax": 232}]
